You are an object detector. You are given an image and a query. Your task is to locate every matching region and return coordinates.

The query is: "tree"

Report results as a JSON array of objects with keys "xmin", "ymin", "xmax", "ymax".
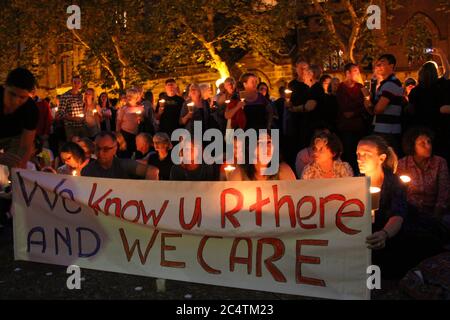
[
  {"xmin": 143, "ymin": 0, "xmax": 297, "ymax": 79},
  {"xmin": 304, "ymin": 0, "xmax": 400, "ymax": 64}
]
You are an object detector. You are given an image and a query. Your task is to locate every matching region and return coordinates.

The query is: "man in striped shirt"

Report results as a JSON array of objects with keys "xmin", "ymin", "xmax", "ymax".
[
  {"xmin": 370, "ymin": 54, "xmax": 404, "ymax": 155},
  {"xmin": 57, "ymin": 75, "xmax": 87, "ymax": 141}
]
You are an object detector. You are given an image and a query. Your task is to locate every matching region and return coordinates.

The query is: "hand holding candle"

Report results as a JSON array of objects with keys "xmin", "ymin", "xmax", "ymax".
[
  {"xmin": 370, "ymin": 186, "xmax": 381, "ymax": 223},
  {"xmin": 224, "ymin": 164, "xmax": 236, "ymax": 180},
  {"xmin": 187, "ymin": 102, "xmax": 195, "ymax": 113},
  {"xmin": 284, "ymin": 89, "xmax": 292, "ymax": 100}
]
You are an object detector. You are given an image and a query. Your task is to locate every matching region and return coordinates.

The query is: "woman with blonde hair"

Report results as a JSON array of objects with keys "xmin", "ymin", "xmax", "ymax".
[{"xmin": 116, "ymin": 87, "xmax": 145, "ymax": 154}]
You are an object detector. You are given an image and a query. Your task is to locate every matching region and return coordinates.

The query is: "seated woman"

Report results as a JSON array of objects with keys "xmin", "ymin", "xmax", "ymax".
[
  {"xmin": 397, "ymin": 127, "xmax": 449, "ymax": 217},
  {"xmin": 147, "ymin": 132, "xmax": 174, "ymax": 181},
  {"xmin": 397, "ymin": 127, "xmax": 449, "ymax": 261},
  {"xmin": 170, "ymin": 140, "xmax": 220, "ymax": 181},
  {"xmin": 295, "ymin": 124, "xmax": 331, "ymax": 178},
  {"xmin": 57, "ymin": 142, "xmax": 90, "ymax": 176},
  {"xmin": 357, "ymin": 135, "xmax": 408, "ymax": 279},
  {"xmin": 227, "ymin": 132, "xmax": 296, "ymax": 181},
  {"xmin": 301, "ymin": 132, "xmax": 353, "ymax": 179}
]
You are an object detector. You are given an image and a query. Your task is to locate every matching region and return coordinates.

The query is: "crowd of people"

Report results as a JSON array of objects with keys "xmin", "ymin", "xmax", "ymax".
[{"xmin": 1, "ymin": 48, "xmax": 450, "ymax": 280}]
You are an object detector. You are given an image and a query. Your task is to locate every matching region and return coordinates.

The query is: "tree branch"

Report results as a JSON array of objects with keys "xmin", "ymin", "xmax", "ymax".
[
  {"xmin": 71, "ymin": 29, "xmax": 122, "ymax": 89},
  {"xmin": 312, "ymin": 0, "xmax": 347, "ymax": 55}
]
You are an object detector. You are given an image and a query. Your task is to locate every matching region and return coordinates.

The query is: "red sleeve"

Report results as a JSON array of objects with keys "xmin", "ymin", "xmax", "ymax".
[
  {"xmin": 227, "ymin": 99, "xmax": 246, "ymax": 129},
  {"xmin": 44, "ymin": 101, "xmax": 53, "ymax": 135}
]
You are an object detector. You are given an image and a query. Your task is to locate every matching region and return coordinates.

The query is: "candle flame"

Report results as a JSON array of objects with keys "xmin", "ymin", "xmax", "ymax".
[
  {"xmin": 370, "ymin": 187, "xmax": 381, "ymax": 194},
  {"xmin": 72, "ymin": 170, "xmax": 77, "ymax": 176},
  {"xmin": 400, "ymin": 175, "xmax": 411, "ymax": 183},
  {"xmin": 224, "ymin": 165, "xmax": 236, "ymax": 172},
  {"xmin": 136, "ymin": 110, "xmax": 142, "ymax": 115},
  {"xmin": 225, "ymin": 100, "xmax": 230, "ymax": 104},
  {"xmin": 187, "ymin": 102, "xmax": 195, "ymax": 107},
  {"xmin": 284, "ymin": 89, "xmax": 292, "ymax": 94},
  {"xmin": 159, "ymin": 99, "xmax": 166, "ymax": 104}
]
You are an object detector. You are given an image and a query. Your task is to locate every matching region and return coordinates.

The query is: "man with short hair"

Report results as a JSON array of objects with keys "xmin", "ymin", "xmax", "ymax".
[
  {"xmin": 0, "ymin": 67, "xmax": 39, "ymax": 168},
  {"xmin": 57, "ymin": 75, "xmax": 87, "ymax": 141},
  {"xmin": 135, "ymin": 132, "xmax": 153, "ymax": 161},
  {"xmin": 155, "ymin": 79, "xmax": 184, "ymax": 137},
  {"xmin": 81, "ymin": 132, "xmax": 159, "ymax": 180},
  {"xmin": 336, "ymin": 63, "xmax": 369, "ymax": 173},
  {"xmin": 283, "ymin": 59, "xmax": 310, "ymax": 168},
  {"xmin": 368, "ymin": 54, "xmax": 404, "ymax": 154}
]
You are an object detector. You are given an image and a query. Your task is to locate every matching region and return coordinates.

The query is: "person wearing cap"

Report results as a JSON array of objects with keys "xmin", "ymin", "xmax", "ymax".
[{"xmin": 0, "ymin": 68, "xmax": 39, "ymax": 169}]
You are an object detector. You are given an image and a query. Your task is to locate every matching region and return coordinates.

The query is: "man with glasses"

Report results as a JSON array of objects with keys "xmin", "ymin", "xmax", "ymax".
[
  {"xmin": 81, "ymin": 132, "xmax": 159, "ymax": 180},
  {"xmin": 0, "ymin": 68, "xmax": 39, "ymax": 169}
]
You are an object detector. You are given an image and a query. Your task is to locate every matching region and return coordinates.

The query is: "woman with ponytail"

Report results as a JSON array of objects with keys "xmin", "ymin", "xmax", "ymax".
[{"xmin": 357, "ymin": 135, "xmax": 409, "ymax": 278}]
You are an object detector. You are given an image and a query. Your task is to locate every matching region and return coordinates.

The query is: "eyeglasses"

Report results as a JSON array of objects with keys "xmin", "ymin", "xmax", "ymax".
[{"xmin": 95, "ymin": 145, "xmax": 116, "ymax": 153}]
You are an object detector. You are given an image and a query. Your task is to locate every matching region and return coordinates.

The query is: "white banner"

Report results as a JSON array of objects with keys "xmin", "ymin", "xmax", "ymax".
[{"xmin": 12, "ymin": 169, "xmax": 371, "ymax": 300}]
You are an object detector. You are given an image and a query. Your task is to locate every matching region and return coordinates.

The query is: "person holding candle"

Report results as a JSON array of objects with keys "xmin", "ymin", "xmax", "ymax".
[
  {"xmin": 227, "ymin": 132, "xmax": 296, "ymax": 181},
  {"xmin": 57, "ymin": 142, "xmax": 89, "ymax": 176},
  {"xmin": 155, "ymin": 79, "xmax": 184, "ymax": 137},
  {"xmin": 83, "ymin": 88, "xmax": 101, "ymax": 139},
  {"xmin": 357, "ymin": 135, "xmax": 411, "ymax": 278},
  {"xmin": 98, "ymin": 92, "xmax": 116, "ymax": 132},
  {"xmin": 116, "ymin": 88, "xmax": 145, "ymax": 155},
  {"xmin": 57, "ymin": 75, "xmax": 88, "ymax": 141},
  {"xmin": 179, "ymin": 83, "xmax": 212, "ymax": 135},
  {"xmin": 396, "ymin": 127, "xmax": 449, "ymax": 261},
  {"xmin": 225, "ymin": 73, "xmax": 273, "ymax": 132},
  {"xmin": 397, "ymin": 127, "xmax": 449, "ymax": 217},
  {"xmin": 301, "ymin": 132, "xmax": 353, "ymax": 180},
  {"xmin": 336, "ymin": 63, "xmax": 370, "ymax": 174}
]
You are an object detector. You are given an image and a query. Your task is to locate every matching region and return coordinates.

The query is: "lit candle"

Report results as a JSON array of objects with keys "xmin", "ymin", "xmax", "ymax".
[
  {"xmin": 135, "ymin": 110, "xmax": 142, "ymax": 115},
  {"xmin": 72, "ymin": 170, "xmax": 77, "ymax": 176},
  {"xmin": 284, "ymin": 89, "xmax": 292, "ymax": 94},
  {"xmin": 159, "ymin": 99, "xmax": 166, "ymax": 104},
  {"xmin": 224, "ymin": 164, "xmax": 236, "ymax": 180},
  {"xmin": 370, "ymin": 187, "xmax": 381, "ymax": 223},
  {"xmin": 54, "ymin": 107, "xmax": 58, "ymax": 112},
  {"xmin": 225, "ymin": 100, "xmax": 230, "ymax": 104},
  {"xmin": 224, "ymin": 164, "xmax": 236, "ymax": 172},
  {"xmin": 78, "ymin": 113, "xmax": 85, "ymax": 118},
  {"xmin": 93, "ymin": 109, "xmax": 98, "ymax": 114},
  {"xmin": 399, "ymin": 175, "xmax": 411, "ymax": 183}
]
